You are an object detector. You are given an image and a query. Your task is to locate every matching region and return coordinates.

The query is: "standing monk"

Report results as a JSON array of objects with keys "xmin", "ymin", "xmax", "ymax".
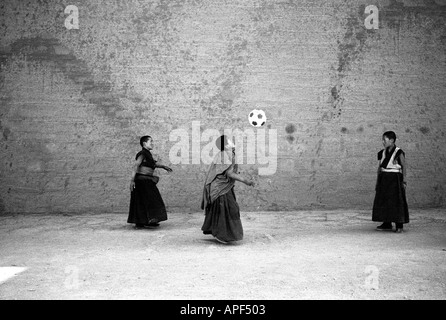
[
  {"xmin": 128, "ymin": 135, "xmax": 172, "ymax": 229},
  {"xmin": 201, "ymin": 135, "xmax": 255, "ymax": 244},
  {"xmin": 372, "ymin": 131, "xmax": 409, "ymax": 233}
]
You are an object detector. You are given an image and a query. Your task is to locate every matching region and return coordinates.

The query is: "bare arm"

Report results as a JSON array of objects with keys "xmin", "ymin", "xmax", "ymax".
[
  {"xmin": 225, "ymin": 149, "xmax": 254, "ymax": 186},
  {"xmin": 155, "ymin": 162, "xmax": 173, "ymax": 172},
  {"xmin": 226, "ymin": 170, "xmax": 255, "ymax": 186}
]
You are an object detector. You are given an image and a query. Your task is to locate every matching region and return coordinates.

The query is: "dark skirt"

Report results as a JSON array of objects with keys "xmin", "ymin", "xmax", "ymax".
[
  {"xmin": 372, "ymin": 172, "xmax": 409, "ymax": 224},
  {"xmin": 127, "ymin": 174, "xmax": 167, "ymax": 225},
  {"xmin": 201, "ymin": 187, "xmax": 243, "ymax": 242}
]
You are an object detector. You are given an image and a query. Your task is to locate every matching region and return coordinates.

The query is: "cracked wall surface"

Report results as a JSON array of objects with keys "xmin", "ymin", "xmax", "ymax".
[{"xmin": 0, "ymin": 0, "xmax": 445, "ymax": 214}]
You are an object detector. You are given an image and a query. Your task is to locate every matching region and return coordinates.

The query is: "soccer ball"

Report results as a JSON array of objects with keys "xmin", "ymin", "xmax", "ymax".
[{"xmin": 248, "ymin": 109, "xmax": 266, "ymax": 127}]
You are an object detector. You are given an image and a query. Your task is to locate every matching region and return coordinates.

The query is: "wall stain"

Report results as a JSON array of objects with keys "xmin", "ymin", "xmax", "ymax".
[
  {"xmin": 331, "ymin": 86, "xmax": 340, "ymax": 100},
  {"xmin": 0, "ymin": 35, "xmax": 145, "ymax": 213},
  {"xmin": 329, "ymin": 84, "xmax": 343, "ymax": 117},
  {"xmin": 315, "ymin": 138, "xmax": 323, "ymax": 156},
  {"xmin": 337, "ymin": 6, "xmax": 373, "ymax": 76},
  {"xmin": 419, "ymin": 126, "xmax": 430, "ymax": 134},
  {"xmin": 64, "ymin": 177, "xmax": 70, "ymax": 189},
  {"xmin": 4, "ymin": 37, "xmax": 140, "ymax": 128},
  {"xmin": 285, "ymin": 123, "xmax": 296, "ymax": 134},
  {"xmin": 0, "ymin": 196, "xmax": 5, "ymax": 214},
  {"xmin": 329, "ymin": 4, "xmax": 381, "ymax": 120},
  {"xmin": 2, "ymin": 127, "xmax": 10, "ymax": 140},
  {"xmin": 380, "ymin": 1, "xmax": 446, "ymax": 57},
  {"xmin": 285, "ymin": 123, "xmax": 296, "ymax": 144},
  {"xmin": 381, "ymin": 0, "xmax": 446, "ymax": 31},
  {"xmin": 201, "ymin": 24, "xmax": 250, "ymax": 123}
]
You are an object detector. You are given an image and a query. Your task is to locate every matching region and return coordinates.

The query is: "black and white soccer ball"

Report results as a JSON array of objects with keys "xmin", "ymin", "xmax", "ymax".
[{"xmin": 248, "ymin": 109, "xmax": 266, "ymax": 127}]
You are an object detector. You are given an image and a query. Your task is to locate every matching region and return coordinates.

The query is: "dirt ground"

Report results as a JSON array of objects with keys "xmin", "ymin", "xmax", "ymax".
[{"xmin": 0, "ymin": 209, "xmax": 445, "ymax": 300}]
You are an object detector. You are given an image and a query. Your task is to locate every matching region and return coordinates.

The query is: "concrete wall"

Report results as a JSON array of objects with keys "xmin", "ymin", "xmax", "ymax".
[{"xmin": 1, "ymin": 0, "xmax": 445, "ymax": 214}]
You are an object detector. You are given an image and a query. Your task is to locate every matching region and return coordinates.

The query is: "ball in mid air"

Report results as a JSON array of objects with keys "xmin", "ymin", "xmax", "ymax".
[{"xmin": 248, "ymin": 109, "xmax": 266, "ymax": 127}]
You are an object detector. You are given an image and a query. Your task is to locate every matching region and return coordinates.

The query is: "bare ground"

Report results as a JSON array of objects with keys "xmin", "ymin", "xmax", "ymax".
[{"xmin": 0, "ymin": 209, "xmax": 445, "ymax": 300}]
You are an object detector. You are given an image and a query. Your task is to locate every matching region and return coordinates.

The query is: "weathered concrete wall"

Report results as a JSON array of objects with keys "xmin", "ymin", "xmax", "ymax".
[{"xmin": 0, "ymin": 0, "xmax": 445, "ymax": 214}]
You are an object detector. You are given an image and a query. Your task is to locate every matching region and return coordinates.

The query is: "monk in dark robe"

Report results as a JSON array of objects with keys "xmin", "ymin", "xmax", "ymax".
[
  {"xmin": 128, "ymin": 135, "xmax": 172, "ymax": 229},
  {"xmin": 372, "ymin": 131, "xmax": 409, "ymax": 233},
  {"xmin": 201, "ymin": 135, "xmax": 255, "ymax": 244}
]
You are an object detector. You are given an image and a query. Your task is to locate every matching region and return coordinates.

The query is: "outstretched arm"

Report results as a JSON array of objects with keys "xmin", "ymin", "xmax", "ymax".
[
  {"xmin": 226, "ymin": 170, "xmax": 255, "ymax": 186},
  {"xmin": 155, "ymin": 163, "xmax": 173, "ymax": 172}
]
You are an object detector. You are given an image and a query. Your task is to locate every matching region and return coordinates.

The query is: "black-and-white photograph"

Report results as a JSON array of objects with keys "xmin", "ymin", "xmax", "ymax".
[{"xmin": 0, "ymin": 0, "xmax": 445, "ymax": 307}]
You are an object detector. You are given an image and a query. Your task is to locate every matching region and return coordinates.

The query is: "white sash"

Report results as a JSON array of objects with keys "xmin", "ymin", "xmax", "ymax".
[{"xmin": 380, "ymin": 147, "xmax": 402, "ymax": 173}]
